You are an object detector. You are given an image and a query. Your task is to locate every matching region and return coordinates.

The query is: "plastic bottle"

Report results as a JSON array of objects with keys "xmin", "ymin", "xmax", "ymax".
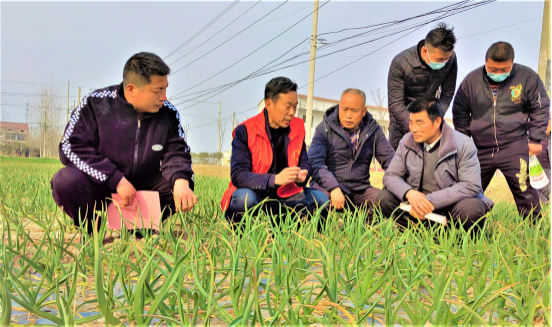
[{"xmin": 529, "ymin": 154, "xmax": 550, "ymax": 189}]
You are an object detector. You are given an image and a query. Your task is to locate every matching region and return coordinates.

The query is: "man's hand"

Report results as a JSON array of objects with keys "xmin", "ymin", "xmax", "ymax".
[
  {"xmin": 173, "ymin": 179, "xmax": 198, "ymax": 213},
  {"xmin": 405, "ymin": 189, "xmax": 434, "ymax": 218},
  {"xmin": 275, "ymin": 167, "xmax": 301, "ymax": 186},
  {"xmin": 529, "ymin": 143, "xmax": 543, "ymax": 156},
  {"xmin": 295, "ymin": 169, "xmax": 308, "ymax": 184},
  {"xmin": 330, "ymin": 187, "xmax": 346, "ymax": 210},
  {"xmin": 116, "ymin": 177, "xmax": 136, "ymax": 208}
]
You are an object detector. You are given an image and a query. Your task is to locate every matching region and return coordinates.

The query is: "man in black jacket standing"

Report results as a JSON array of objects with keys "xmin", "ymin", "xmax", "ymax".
[
  {"xmin": 453, "ymin": 42, "xmax": 550, "ymax": 219},
  {"xmin": 51, "ymin": 52, "xmax": 197, "ymax": 234},
  {"xmin": 387, "ymin": 23, "xmax": 458, "ymax": 150}
]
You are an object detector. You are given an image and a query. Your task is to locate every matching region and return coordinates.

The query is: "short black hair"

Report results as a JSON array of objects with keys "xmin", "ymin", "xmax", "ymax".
[
  {"xmin": 485, "ymin": 42, "xmax": 515, "ymax": 62},
  {"xmin": 407, "ymin": 97, "xmax": 443, "ymax": 123},
  {"xmin": 123, "ymin": 52, "xmax": 170, "ymax": 87},
  {"xmin": 264, "ymin": 77, "xmax": 298, "ymax": 103},
  {"xmin": 425, "ymin": 22, "xmax": 456, "ymax": 52}
]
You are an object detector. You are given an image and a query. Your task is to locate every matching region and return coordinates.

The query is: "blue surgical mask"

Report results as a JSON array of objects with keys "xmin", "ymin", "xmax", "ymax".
[
  {"xmin": 486, "ymin": 69, "xmax": 510, "ymax": 83},
  {"xmin": 426, "ymin": 51, "xmax": 448, "ymax": 70}
]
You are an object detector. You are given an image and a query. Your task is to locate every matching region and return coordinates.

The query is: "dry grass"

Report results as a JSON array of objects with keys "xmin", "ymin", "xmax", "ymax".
[{"xmin": 194, "ymin": 165, "xmax": 515, "ymax": 204}]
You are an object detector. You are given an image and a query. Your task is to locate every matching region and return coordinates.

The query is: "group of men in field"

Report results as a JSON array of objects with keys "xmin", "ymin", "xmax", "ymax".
[{"xmin": 50, "ymin": 23, "xmax": 550, "ymax": 236}]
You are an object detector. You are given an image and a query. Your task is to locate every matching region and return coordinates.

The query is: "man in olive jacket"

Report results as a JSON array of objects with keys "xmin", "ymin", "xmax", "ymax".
[
  {"xmin": 387, "ymin": 22, "xmax": 458, "ymax": 150},
  {"xmin": 453, "ymin": 42, "xmax": 550, "ymax": 219},
  {"xmin": 379, "ymin": 98, "xmax": 493, "ymax": 229}
]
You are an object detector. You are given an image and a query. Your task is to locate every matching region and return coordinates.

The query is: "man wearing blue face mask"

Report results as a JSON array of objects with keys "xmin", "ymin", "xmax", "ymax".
[
  {"xmin": 453, "ymin": 41, "xmax": 550, "ymax": 220},
  {"xmin": 387, "ymin": 22, "xmax": 458, "ymax": 150}
]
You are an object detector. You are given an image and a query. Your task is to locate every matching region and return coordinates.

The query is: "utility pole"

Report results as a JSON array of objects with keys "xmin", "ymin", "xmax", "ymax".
[
  {"xmin": 538, "ymin": 0, "xmax": 551, "ymax": 95},
  {"xmin": 232, "ymin": 112, "xmax": 236, "ymax": 131},
  {"xmin": 217, "ymin": 101, "xmax": 222, "ymax": 153},
  {"xmin": 25, "ymin": 103, "xmax": 29, "ymax": 124},
  {"xmin": 305, "ymin": 0, "xmax": 320, "ymax": 147},
  {"xmin": 66, "ymin": 81, "xmax": 70, "ymax": 123},
  {"xmin": 78, "ymin": 87, "xmax": 81, "ymax": 105}
]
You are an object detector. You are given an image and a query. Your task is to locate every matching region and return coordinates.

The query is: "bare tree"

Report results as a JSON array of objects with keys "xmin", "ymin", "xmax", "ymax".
[
  {"xmin": 30, "ymin": 83, "xmax": 65, "ymax": 158},
  {"xmin": 369, "ymin": 89, "xmax": 389, "ymax": 171}
]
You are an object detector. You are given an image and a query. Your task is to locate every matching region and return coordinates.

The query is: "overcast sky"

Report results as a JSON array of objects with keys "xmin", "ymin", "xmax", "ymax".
[{"xmin": 1, "ymin": 0, "xmax": 546, "ymax": 152}]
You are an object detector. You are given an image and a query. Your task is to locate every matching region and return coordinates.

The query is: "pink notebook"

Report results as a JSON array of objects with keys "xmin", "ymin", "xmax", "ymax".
[{"xmin": 107, "ymin": 191, "xmax": 161, "ymax": 230}]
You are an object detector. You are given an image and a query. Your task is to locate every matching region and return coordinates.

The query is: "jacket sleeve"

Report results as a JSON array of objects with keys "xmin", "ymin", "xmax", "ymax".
[
  {"xmin": 425, "ymin": 138, "xmax": 482, "ymax": 210},
  {"xmin": 527, "ymin": 73, "xmax": 550, "ymax": 144},
  {"xmin": 440, "ymin": 55, "xmax": 458, "ymax": 114},
  {"xmin": 383, "ymin": 140, "xmax": 414, "ymax": 201},
  {"xmin": 373, "ymin": 126, "xmax": 395, "ymax": 170},
  {"xmin": 452, "ymin": 79, "xmax": 472, "ymax": 137},
  {"xmin": 160, "ymin": 116, "xmax": 195, "ymax": 190},
  {"xmin": 59, "ymin": 98, "xmax": 124, "ymax": 190},
  {"xmin": 308, "ymin": 123, "xmax": 340, "ymax": 192},
  {"xmin": 230, "ymin": 125, "xmax": 274, "ymax": 191},
  {"xmin": 387, "ymin": 58, "xmax": 410, "ymax": 133}
]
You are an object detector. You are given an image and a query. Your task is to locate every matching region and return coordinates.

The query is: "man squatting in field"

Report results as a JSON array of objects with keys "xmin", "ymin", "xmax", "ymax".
[
  {"xmin": 51, "ymin": 52, "xmax": 197, "ymax": 234},
  {"xmin": 221, "ymin": 77, "xmax": 330, "ymax": 224},
  {"xmin": 308, "ymin": 88, "xmax": 395, "ymax": 214},
  {"xmin": 453, "ymin": 42, "xmax": 550, "ymax": 219},
  {"xmin": 378, "ymin": 98, "xmax": 494, "ymax": 230}
]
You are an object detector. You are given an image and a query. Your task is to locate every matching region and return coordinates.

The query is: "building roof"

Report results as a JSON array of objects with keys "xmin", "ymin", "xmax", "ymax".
[{"xmin": 0, "ymin": 121, "xmax": 29, "ymax": 132}]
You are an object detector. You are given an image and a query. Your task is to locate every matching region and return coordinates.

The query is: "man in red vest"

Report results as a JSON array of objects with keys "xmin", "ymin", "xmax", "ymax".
[{"xmin": 221, "ymin": 77, "xmax": 329, "ymax": 224}]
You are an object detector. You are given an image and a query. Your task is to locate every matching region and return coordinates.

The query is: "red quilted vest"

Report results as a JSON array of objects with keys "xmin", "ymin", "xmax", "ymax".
[{"xmin": 220, "ymin": 111, "xmax": 305, "ymax": 211}]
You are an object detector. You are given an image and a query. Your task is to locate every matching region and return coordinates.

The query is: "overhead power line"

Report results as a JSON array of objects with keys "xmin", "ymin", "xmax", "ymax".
[
  {"xmin": 169, "ymin": 1, "xmax": 261, "ymax": 67},
  {"xmin": 170, "ymin": 0, "xmax": 330, "ymax": 96},
  {"xmin": 169, "ymin": 0, "xmax": 291, "ymax": 77},
  {"xmin": 172, "ymin": 0, "xmax": 491, "ymax": 109},
  {"xmin": 163, "ymin": 0, "xmax": 241, "ymax": 60}
]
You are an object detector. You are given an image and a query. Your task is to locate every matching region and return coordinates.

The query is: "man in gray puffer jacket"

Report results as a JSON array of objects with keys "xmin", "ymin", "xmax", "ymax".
[
  {"xmin": 378, "ymin": 98, "xmax": 493, "ymax": 229},
  {"xmin": 453, "ymin": 42, "xmax": 549, "ymax": 219},
  {"xmin": 387, "ymin": 23, "xmax": 458, "ymax": 150}
]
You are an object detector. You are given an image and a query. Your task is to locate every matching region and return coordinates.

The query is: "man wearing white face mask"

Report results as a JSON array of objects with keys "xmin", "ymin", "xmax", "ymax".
[
  {"xmin": 453, "ymin": 41, "xmax": 550, "ymax": 220},
  {"xmin": 387, "ymin": 22, "xmax": 458, "ymax": 150}
]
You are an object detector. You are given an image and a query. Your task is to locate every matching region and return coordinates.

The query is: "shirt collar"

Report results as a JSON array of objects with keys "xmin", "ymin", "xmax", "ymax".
[{"xmin": 424, "ymin": 134, "xmax": 441, "ymax": 152}]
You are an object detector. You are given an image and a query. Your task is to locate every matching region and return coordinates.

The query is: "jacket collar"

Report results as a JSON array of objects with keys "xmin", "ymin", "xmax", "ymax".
[
  {"xmin": 116, "ymin": 82, "xmax": 154, "ymax": 118},
  {"xmin": 404, "ymin": 122, "xmax": 457, "ymax": 161}
]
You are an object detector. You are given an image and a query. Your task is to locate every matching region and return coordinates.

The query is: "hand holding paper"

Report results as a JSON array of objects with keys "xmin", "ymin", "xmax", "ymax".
[
  {"xmin": 399, "ymin": 203, "xmax": 447, "ymax": 225},
  {"xmin": 108, "ymin": 191, "xmax": 162, "ymax": 230}
]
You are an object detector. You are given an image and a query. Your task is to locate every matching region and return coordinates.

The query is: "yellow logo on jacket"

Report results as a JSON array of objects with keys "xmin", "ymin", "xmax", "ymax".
[{"xmin": 510, "ymin": 84, "xmax": 522, "ymax": 104}]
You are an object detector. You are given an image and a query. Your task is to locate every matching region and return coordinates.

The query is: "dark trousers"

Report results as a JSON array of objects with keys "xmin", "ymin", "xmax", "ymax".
[
  {"xmin": 478, "ymin": 140, "xmax": 541, "ymax": 218},
  {"xmin": 51, "ymin": 167, "xmax": 176, "ymax": 234},
  {"xmin": 312, "ymin": 184, "xmax": 381, "ymax": 209},
  {"xmin": 225, "ymin": 187, "xmax": 329, "ymax": 224},
  {"xmin": 389, "ymin": 124, "xmax": 406, "ymax": 151},
  {"xmin": 377, "ymin": 189, "xmax": 488, "ymax": 230}
]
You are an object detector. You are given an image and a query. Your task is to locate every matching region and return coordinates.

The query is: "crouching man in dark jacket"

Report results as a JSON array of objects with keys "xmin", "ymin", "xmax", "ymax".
[
  {"xmin": 453, "ymin": 42, "xmax": 550, "ymax": 219},
  {"xmin": 308, "ymin": 88, "xmax": 395, "ymax": 212},
  {"xmin": 51, "ymin": 52, "xmax": 197, "ymax": 234},
  {"xmin": 378, "ymin": 98, "xmax": 493, "ymax": 229},
  {"xmin": 221, "ymin": 77, "xmax": 329, "ymax": 224},
  {"xmin": 387, "ymin": 23, "xmax": 458, "ymax": 150}
]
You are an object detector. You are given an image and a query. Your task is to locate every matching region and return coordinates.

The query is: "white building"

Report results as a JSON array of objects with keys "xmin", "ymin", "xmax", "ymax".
[{"xmin": 258, "ymin": 94, "xmax": 391, "ymax": 142}]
